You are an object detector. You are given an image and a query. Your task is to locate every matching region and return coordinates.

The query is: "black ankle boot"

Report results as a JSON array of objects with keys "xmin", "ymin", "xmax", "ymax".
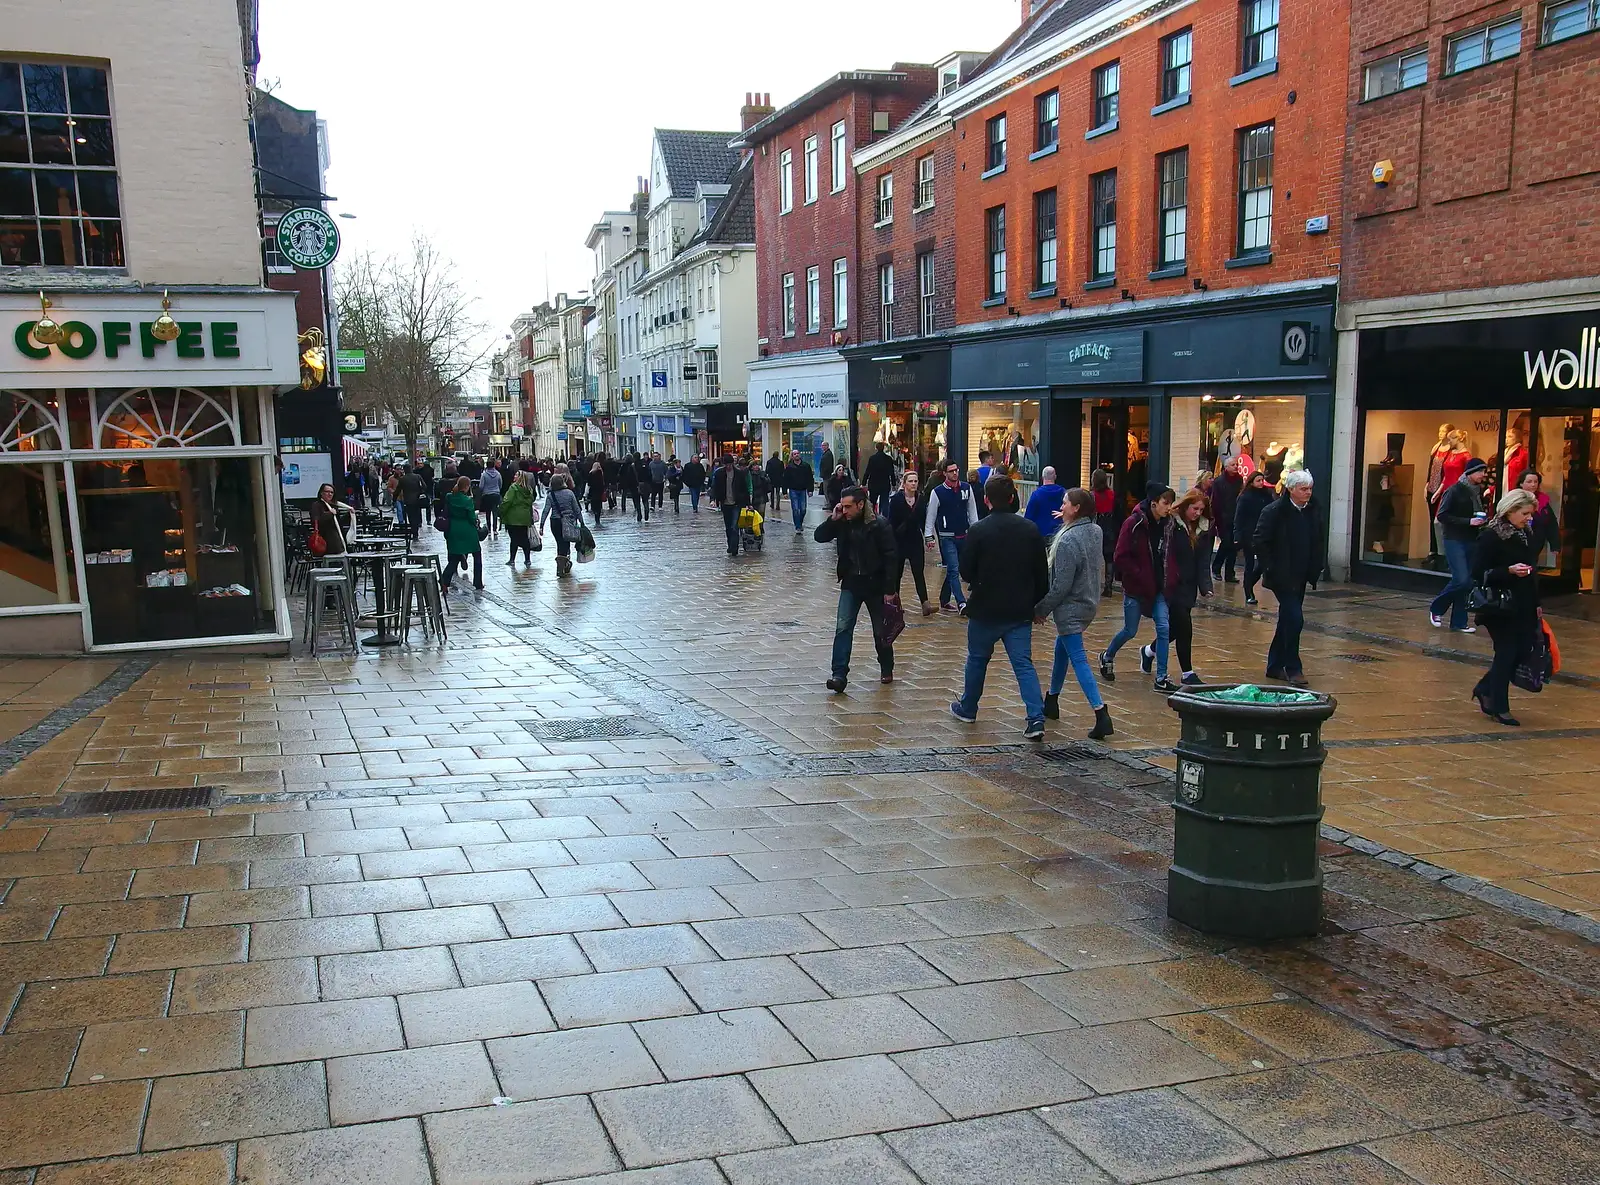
[
  {"xmin": 1043, "ymin": 693, "xmax": 1059, "ymax": 720},
  {"xmin": 1089, "ymin": 705, "xmax": 1114, "ymax": 739}
]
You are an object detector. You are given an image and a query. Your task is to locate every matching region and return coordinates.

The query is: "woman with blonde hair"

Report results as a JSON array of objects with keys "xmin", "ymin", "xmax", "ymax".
[{"xmin": 1470, "ymin": 487, "xmax": 1541, "ymax": 726}]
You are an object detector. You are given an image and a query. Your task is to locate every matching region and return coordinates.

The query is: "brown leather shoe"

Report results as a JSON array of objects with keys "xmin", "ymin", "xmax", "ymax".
[
  {"xmin": 880, "ymin": 672, "xmax": 894, "ymax": 684},
  {"xmin": 921, "ymin": 601, "xmax": 937, "ymax": 617}
]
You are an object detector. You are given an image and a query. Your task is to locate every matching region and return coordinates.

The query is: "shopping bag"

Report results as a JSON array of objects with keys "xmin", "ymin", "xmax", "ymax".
[
  {"xmin": 738, "ymin": 506, "xmax": 763, "ymax": 533},
  {"xmin": 1543, "ymin": 618, "xmax": 1561, "ymax": 673},
  {"xmin": 879, "ymin": 594, "xmax": 906, "ymax": 646},
  {"xmin": 477, "ymin": 513, "xmax": 490, "ymax": 542},
  {"xmin": 1511, "ymin": 626, "xmax": 1552, "ymax": 694},
  {"xmin": 576, "ymin": 523, "xmax": 597, "ymax": 564}
]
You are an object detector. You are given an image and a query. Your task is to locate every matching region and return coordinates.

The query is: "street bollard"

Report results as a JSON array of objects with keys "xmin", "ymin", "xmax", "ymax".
[{"xmin": 1164, "ymin": 684, "xmax": 1338, "ymax": 940}]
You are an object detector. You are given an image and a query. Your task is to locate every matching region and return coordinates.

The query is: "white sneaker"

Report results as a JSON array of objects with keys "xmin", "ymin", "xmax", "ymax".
[
  {"xmin": 1429, "ymin": 613, "xmax": 1443, "ymax": 628},
  {"xmin": 1453, "ymin": 625, "xmax": 1477, "ymax": 634}
]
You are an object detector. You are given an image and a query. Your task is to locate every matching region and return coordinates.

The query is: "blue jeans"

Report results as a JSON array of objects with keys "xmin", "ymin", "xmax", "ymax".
[
  {"xmin": 1268, "ymin": 587, "xmax": 1305, "ymax": 676},
  {"xmin": 720, "ymin": 505, "xmax": 740, "ymax": 554},
  {"xmin": 689, "ymin": 485, "xmax": 702, "ymax": 512},
  {"xmin": 937, "ymin": 535, "xmax": 965, "ymax": 607},
  {"xmin": 958, "ymin": 619, "xmax": 1044, "ymax": 722},
  {"xmin": 1105, "ymin": 594, "xmax": 1170, "ymax": 680},
  {"xmin": 831, "ymin": 587, "xmax": 893, "ymax": 681},
  {"xmin": 789, "ymin": 489, "xmax": 808, "ymax": 529},
  {"xmin": 1049, "ymin": 632, "xmax": 1104, "ymax": 709},
  {"xmin": 1429, "ymin": 538, "xmax": 1474, "ymax": 630}
]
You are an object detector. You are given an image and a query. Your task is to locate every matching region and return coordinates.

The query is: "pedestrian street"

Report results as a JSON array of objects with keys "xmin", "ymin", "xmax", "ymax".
[{"xmin": 0, "ymin": 503, "xmax": 1597, "ymax": 1182}]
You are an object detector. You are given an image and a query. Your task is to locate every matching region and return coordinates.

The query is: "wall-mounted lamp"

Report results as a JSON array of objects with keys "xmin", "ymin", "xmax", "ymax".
[
  {"xmin": 1193, "ymin": 278, "xmax": 1208, "ymax": 292},
  {"xmin": 30, "ymin": 292, "xmax": 63, "ymax": 346},
  {"xmin": 151, "ymin": 291, "xmax": 181, "ymax": 343}
]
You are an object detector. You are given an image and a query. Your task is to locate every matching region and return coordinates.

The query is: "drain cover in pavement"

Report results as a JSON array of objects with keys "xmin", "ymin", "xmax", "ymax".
[
  {"xmin": 65, "ymin": 787, "xmax": 218, "ymax": 814},
  {"xmin": 521, "ymin": 717, "xmax": 656, "ymax": 741},
  {"xmin": 1038, "ymin": 744, "xmax": 1112, "ymax": 763},
  {"xmin": 1329, "ymin": 653, "xmax": 1384, "ymax": 663}
]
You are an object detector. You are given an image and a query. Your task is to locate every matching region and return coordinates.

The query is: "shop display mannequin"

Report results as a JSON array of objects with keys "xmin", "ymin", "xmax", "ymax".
[
  {"xmin": 1425, "ymin": 424, "xmax": 1455, "ymax": 504},
  {"xmin": 1503, "ymin": 427, "xmax": 1528, "ymax": 497},
  {"xmin": 1261, "ymin": 442, "xmax": 1287, "ymax": 486},
  {"xmin": 1429, "ymin": 429, "xmax": 1470, "ymax": 568}
]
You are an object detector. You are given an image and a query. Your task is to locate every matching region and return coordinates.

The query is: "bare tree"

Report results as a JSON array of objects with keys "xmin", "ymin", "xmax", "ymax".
[{"xmin": 335, "ymin": 234, "xmax": 492, "ymax": 461}]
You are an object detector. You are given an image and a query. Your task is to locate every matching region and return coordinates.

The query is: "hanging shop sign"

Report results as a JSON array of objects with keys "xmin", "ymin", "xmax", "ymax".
[
  {"xmin": 275, "ymin": 208, "xmax": 341, "ymax": 271},
  {"xmin": 3, "ymin": 293, "xmax": 301, "ymax": 388}
]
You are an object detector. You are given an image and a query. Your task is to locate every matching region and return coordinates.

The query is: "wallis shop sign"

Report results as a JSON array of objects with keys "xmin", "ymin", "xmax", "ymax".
[
  {"xmin": 1525, "ymin": 325, "xmax": 1600, "ymax": 392},
  {"xmin": 3, "ymin": 295, "xmax": 300, "ymax": 389}
]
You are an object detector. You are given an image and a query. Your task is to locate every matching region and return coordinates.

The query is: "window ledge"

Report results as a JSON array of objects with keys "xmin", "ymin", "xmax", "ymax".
[
  {"xmin": 1085, "ymin": 118, "xmax": 1119, "ymax": 141},
  {"xmin": 1225, "ymin": 251, "xmax": 1273, "ymax": 269},
  {"xmin": 980, "ymin": 163, "xmax": 1008, "ymax": 180},
  {"xmin": 873, "ymin": 218, "xmax": 893, "ymax": 229},
  {"xmin": 1027, "ymin": 285, "xmax": 1058, "ymax": 300},
  {"xmin": 804, "ymin": 198, "xmax": 817, "ymax": 206},
  {"xmin": 1147, "ymin": 264, "xmax": 1188, "ymax": 281},
  {"xmin": 1151, "ymin": 92, "xmax": 1192, "ymax": 117},
  {"xmin": 912, "ymin": 202, "xmax": 935, "ymax": 214},
  {"xmin": 1230, "ymin": 59, "xmax": 1278, "ymax": 87},
  {"xmin": 981, "ymin": 296, "xmax": 1009, "ymax": 308},
  {"xmin": 1083, "ymin": 277, "xmax": 1116, "ymax": 291},
  {"xmin": 779, "ymin": 207, "xmax": 792, "ymax": 216},
  {"xmin": 1028, "ymin": 142, "xmax": 1060, "ymax": 161}
]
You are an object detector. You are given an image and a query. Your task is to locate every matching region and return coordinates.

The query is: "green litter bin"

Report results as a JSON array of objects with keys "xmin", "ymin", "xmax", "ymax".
[{"xmin": 1165, "ymin": 683, "xmax": 1337, "ymax": 940}]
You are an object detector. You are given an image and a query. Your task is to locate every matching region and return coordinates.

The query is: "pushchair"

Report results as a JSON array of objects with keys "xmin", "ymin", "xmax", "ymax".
[{"xmin": 737, "ymin": 505, "xmax": 765, "ymax": 553}]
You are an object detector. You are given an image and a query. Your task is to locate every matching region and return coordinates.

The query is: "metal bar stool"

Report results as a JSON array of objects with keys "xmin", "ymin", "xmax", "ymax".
[
  {"xmin": 398, "ymin": 566, "xmax": 447, "ymax": 644},
  {"xmin": 305, "ymin": 570, "xmax": 359, "ymax": 653}
]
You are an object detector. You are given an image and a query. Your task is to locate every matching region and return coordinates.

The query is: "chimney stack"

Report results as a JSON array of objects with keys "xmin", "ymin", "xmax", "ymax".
[
  {"xmin": 1020, "ymin": 0, "xmax": 1034, "ymax": 22},
  {"xmin": 740, "ymin": 90, "xmax": 775, "ymax": 131}
]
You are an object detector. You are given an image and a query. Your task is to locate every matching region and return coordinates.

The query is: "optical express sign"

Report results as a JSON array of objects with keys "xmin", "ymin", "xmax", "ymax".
[{"xmin": 3, "ymin": 296, "xmax": 299, "ymax": 388}]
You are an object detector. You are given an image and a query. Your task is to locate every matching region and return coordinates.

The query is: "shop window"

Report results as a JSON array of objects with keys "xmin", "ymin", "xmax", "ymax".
[
  {"xmin": 0, "ymin": 60, "xmax": 124, "ymax": 269},
  {"xmin": 0, "ymin": 389, "xmax": 63, "ymax": 451},
  {"xmin": 857, "ymin": 400, "xmax": 947, "ymax": 481},
  {"xmin": 1172, "ymin": 395, "xmax": 1306, "ymax": 493},
  {"xmin": 0, "ymin": 460, "xmax": 76, "ymax": 607},
  {"xmin": 968, "ymin": 399, "xmax": 1043, "ymax": 499},
  {"xmin": 96, "ymin": 388, "xmax": 239, "ymax": 450},
  {"xmin": 75, "ymin": 456, "xmax": 272, "ymax": 644}
]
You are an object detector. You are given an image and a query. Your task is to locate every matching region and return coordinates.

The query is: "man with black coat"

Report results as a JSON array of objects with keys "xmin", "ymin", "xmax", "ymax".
[
  {"xmin": 709, "ymin": 454, "xmax": 753, "ymax": 557},
  {"xmin": 1429, "ymin": 457, "xmax": 1491, "ymax": 632},
  {"xmin": 864, "ymin": 441, "xmax": 897, "ymax": 516},
  {"xmin": 1209, "ymin": 457, "xmax": 1244, "ymax": 582},
  {"xmin": 396, "ymin": 465, "xmax": 426, "ymax": 543},
  {"xmin": 681, "ymin": 454, "xmax": 707, "ymax": 513},
  {"xmin": 951, "ymin": 474, "xmax": 1051, "ymax": 738},
  {"xmin": 1251, "ymin": 469, "xmax": 1326, "ymax": 687},
  {"xmin": 820, "ymin": 445, "xmax": 836, "ymax": 485},
  {"xmin": 783, "ymin": 451, "xmax": 815, "ymax": 532},
  {"xmin": 814, "ymin": 486, "xmax": 898, "ymax": 692},
  {"xmin": 765, "ymin": 452, "xmax": 786, "ymax": 511}
]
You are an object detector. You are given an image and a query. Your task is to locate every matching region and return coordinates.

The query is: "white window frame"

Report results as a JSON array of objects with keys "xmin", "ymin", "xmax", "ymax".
[
  {"xmin": 879, "ymin": 264, "xmax": 896, "ymax": 342},
  {"xmin": 1541, "ymin": 0, "xmax": 1597, "ymax": 44},
  {"xmin": 1363, "ymin": 48, "xmax": 1429, "ymax": 100},
  {"xmin": 875, "ymin": 174, "xmax": 894, "ymax": 226},
  {"xmin": 832, "ymin": 257, "xmax": 848, "ymax": 328},
  {"xmin": 914, "ymin": 155, "xmax": 935, "ymax": 210},
  {"xmin": 805, "ymin": 265, "xmax": 820, "ymax": 334},
  {"xmin": 781, "ymin": 272, "xmax": 796, "ymax": 336},
  {"xmin": 778, "ymin": 149, "xmax": 793, "ymax": 214},
  {"xmin": 918, "ymin": 252, "xmax": 936, "ymax": 338},
  {"xmin": 803, "ymin": 135, "xmax": 818, "ymax": 204},
  {"xmin": 830, "ymin": 120, "xmax": 847, "ymax": 192}
]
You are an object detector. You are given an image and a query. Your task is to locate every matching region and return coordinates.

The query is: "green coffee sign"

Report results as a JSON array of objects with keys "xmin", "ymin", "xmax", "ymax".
[{"xmin": 14, "ymin": 320, "xmax": 241, "ymax": 361}]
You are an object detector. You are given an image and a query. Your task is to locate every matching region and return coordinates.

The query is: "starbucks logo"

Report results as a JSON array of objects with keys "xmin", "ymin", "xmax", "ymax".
[{"xmin": 276, "ymin": 208, "xmax": 341, "ymax": 271}]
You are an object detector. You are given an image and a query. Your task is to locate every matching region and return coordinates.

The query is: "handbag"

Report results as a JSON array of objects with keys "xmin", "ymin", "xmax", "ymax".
[
  {"xmin": 879, "ymin": 594, "xmax": 906, "ymax": 646},
  {"xmin": 308, "ymin": 522, "xmax": 328, "ymax": 557},
  {"xmin": 1512, "ymin": 626, "xmax": 1552, "ymax": 694},
  {"xmin": 433, "ymin": 508, "xmax": 449, "ymax": 533},
  {"xmin": 1466, "ymin": 575, "xmax": 1512, "ymax": 617},
  {"xmin": 477, "ymin": 513, "xmax": 490, "ymax": 542},
  {"xmin": 576, "ymin": 522, "xmax": 597, "ymax": 564}
]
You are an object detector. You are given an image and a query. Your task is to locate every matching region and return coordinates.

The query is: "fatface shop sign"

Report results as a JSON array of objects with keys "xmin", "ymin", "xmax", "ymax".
[
  {"xmin": 3, "ymin": 296, "xmax": 299, "ymax": 389},
  {"xmin": 1045, "ymin": 329, "xmax": 1145, "ymax": 385}
]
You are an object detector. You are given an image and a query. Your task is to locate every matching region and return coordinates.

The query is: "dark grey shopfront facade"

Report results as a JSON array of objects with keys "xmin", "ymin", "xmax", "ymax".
[{"xmin": 941, "ymin": 286, "xmax": 1338, "ymax": 516}]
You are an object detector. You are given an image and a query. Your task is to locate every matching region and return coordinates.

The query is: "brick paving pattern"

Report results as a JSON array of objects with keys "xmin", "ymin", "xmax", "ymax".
[{"xmin": 0, "ymin": 504, "xmax": 1596, "ymax": 1181}]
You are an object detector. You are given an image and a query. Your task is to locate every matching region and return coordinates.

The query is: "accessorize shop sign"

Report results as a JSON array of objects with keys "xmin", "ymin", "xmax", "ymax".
[{"xmin": 2, "ymin": 294, "xmax": 301, "ymax": 388}]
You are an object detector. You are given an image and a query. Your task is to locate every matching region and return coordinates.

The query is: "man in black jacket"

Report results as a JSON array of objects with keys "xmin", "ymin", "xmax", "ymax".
[
  {"xmin": 815, "ymin": 486, "xmax": 898, "ymax": 692},
  {"xmin": 1429, "ymin": 457, "xmax": 1490, "ymax": 632},
  {"xmin": 783, "ymin": 452, "xmax": 815, "ymax": 532},
  {"xmin": 765, "ymin": 452, "xmax": 786, "ymax": 511},
  {"xmin": 681, "ymin": 455, "xmax": 707, "ymax": 514},
  {"xmin": 709, "ymin": 455, "xmax": 753, "ymax": 557},
  {"xmin": 396, "ymin": 465, "xmax": 425, "ymax": 543},
  {"xmin": 864, "ymin": 441, "xmax": 897, "ymax": 516},
  {"xmin": 1251, "ymin": 470, "xmax": 1326, "ymax": 687},
  {"xmin": 1209, "ymin": 457, "xmax": 1244, "ymax": 581},
  {"xmin": 952, "ymin": 474, "xmax": 1050, "ymax": 738}
]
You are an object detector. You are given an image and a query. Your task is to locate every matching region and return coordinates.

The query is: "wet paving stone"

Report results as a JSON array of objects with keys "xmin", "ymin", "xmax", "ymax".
[
  {"xmin": 749, "ymin": 1054, "xmax": 947, "ymax": 1142},
  {"xmin": 594, "ymin": 1076, "xmax": 791, "ymax": 1168},
  {"xmin": 1179, "ymin": 1066, "xmax": 1409, "ymax": 1157},
  {"xmin": 1041, "ymin": 1086, "xmax": 1265, "ymax": 1182},
  {"xmin": 883, "ymin": 1111, "xmax": 1108, "ymax": 1185},
  {"xmin": 0, "ymin": 1081, "xmax": 148, "ymax": 1170},
  {"xmin": 425, "ymin": 1098, "xmax": 620, "ymax": 1184},
  {"xmin": 144, "ymin": 1061, "xmax": 329, "ymax": 1150},
  {"xmin": 892, "ymin": 1037, "xmax": 1092, "ymax": 1119},
  {"xmin": 237, "ymin": 1120, "xmax": 433, "ymax": 1185},
  {"xmin": 1435, "ymin": 1036, "xmax": 1600, "ymax": 1136},
  {"xmin": 720, "ymin": 1135, "xmax": 920, "ymax": 1185}
]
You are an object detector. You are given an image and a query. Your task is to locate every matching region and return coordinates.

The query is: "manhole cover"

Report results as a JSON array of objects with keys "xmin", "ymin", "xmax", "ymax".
[
  {"xmin": 1038, "ymin": 744, "xmax": 1112, "ymax": 763},
  {"xmin": 1329, "ymin": 653, "xmax": 1383, "ymax": 663},
  {"xmin": 521, "ymin": 718, "xmax": 655, "ymax": 741},
  {"xmin": 64, "ymin": 787, "xmax": 219, "ymax": 815}
]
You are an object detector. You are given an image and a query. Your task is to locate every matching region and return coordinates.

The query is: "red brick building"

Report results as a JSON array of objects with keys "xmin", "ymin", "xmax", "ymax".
[
  {"xmin": 1335, "ymin": 1, "xmax": 1600, "ymax": 592},
  {"xmin": 738, "ymin": 68, "xmax": 937, "ymax": 472},
  {"xmin": 931, "ymin": 0, "xmax": 1345, "ymax": 515}
]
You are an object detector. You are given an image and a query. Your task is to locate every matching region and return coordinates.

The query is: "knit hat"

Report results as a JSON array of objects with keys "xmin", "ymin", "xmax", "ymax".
[{"xmin": 1462, "ymin": 458, "xmax": 1488, "ymax": 476}]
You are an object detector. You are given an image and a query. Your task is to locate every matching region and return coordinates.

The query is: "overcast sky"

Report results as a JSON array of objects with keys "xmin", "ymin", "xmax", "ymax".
[{"xmin": 258, "ymin": 0, "xmax": 1020, "ymax": 373}]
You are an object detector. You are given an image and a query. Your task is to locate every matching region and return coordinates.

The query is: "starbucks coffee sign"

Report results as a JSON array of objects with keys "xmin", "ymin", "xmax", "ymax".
[{"xmin": 276, "ymin": 208, "xmax": 341, "ymax": 271}]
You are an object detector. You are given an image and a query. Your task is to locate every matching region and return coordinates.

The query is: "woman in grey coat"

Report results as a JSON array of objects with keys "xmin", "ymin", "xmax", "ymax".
[{"xmin": 1034, "ymin": 487, "xmax": 1113, "ymax": 739}]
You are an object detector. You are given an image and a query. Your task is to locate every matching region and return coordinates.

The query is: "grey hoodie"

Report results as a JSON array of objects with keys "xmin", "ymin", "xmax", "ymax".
[{"xmin": 1034, "ymin": 517, "xmax": 1103, "ymax": 635}]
